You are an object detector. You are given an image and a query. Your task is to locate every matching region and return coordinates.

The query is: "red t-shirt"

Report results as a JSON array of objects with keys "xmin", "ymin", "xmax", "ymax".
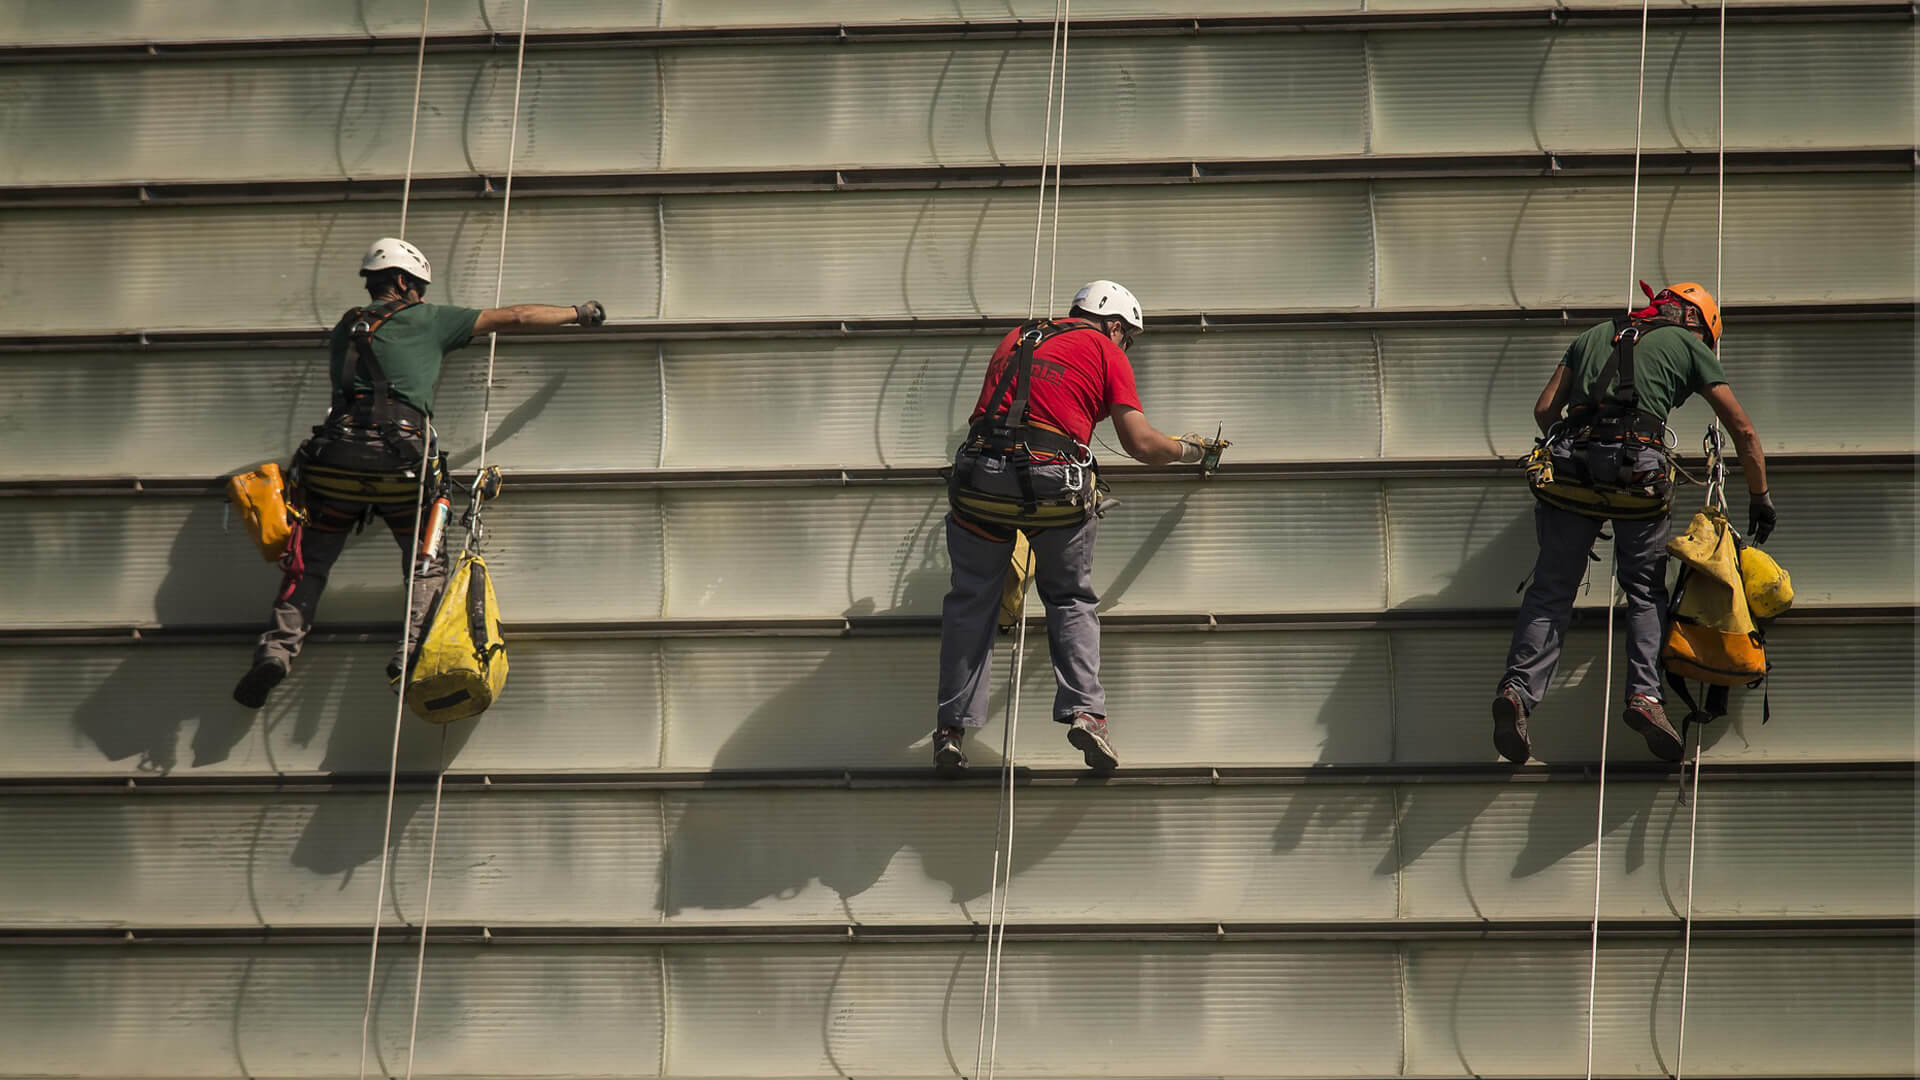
[{"xmin": 967, "ymin": 321, "xmax": 1143, "ymax": 445}]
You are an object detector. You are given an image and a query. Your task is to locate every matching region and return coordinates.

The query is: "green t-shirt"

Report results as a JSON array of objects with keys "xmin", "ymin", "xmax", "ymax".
[
  {"xmin": 328, "ymin": 301, "xmax": 482, "ymax": 416},
  {"xmin": 1559, "ymin": 319, "xmax": 1728, "ymax": 423}
]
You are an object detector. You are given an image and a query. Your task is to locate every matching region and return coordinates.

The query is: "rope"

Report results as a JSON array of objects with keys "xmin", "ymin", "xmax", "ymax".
[
  {"xmin": 397, "ymin": 0, "xmax": 431, "ymax": 237},
  {"xmin": 1583, "ymin": 557, "xmax": 1618, "ymax": 1080},
  {"xmin": 979, "ymin": 5, "xmax": 1070, "ymax": 1076},
  {"xmin": 1582, "ymin": 4, "xmax": 1657, "ymax": 1073},
  {"xmin": 358, "ymin": 4, "xmax": 531, "ymax": 1075},
  {"xmin": 1676, "ymin": 8, "xmax": 1728, "ymax": 1075}
]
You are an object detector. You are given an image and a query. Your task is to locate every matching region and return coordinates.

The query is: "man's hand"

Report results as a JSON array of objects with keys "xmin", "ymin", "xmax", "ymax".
[
  {"xmin": 1747, "ymin": 490, "xmax": 1776, "ymax": 544},
  {"xmin": 574, "ymin": 300, "xmax": 607, "ymax": 327},
  {"xmin": 1177, "ymin": 433, "xmax": 1232, "ymax": 471}
]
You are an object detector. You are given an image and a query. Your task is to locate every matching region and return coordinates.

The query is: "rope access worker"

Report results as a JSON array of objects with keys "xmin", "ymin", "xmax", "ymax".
[
  {"xmin": 232, "ymin": 238, "xmax": 606, "ymax": 709},
  {"xmin": 1494, "ymin": 282, "xmax": 1774, "ymax": 763},
  {"xmin": 934, "ymin": 280, "xmax": 1227, "ymax": 775}
]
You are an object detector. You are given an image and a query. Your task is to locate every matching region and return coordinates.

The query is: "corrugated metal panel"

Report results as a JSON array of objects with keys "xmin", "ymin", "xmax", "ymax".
[
  {"xmin": 7, "ymin": 780, "xmax": 1903, "ymax": 927},
  {"xmin": 0, "ymin": 639, "xmax": 665, "ymax": 777},
  {"xmin": 0, "ymin": 340, "xmax": 665, "ymax": 479},
  {"xmin": 1379, "ymin": 319, "xmax": 1918, "ymax": 459},
  {"xmin": 1404, "ymin": 939, "xmax": 1915, "ymax": 1077},
  {"xmin": 659, "ymin": 37, "xmax": 1366, "ymax": 170},
  {"xmin": 1, "ymin": 472, "xmax": 1905, "ymax": 627},
  {"xmin": 656, "ymin": 183, "xmax": 1375, "ymax": 321},
  {"xmin": 0, "ymin": 945, "xmax": 666, "ymax": 1078},
  {"xmin": 3, "ymin": 176, "xmax": 1905, "ymax": 333},
  {"xmin": 1370, "ymin": 25, "xmax": 1913, "ymax": 154},
  {"xmin": 0, "ymin": 198, "xmax": 665, "ymax": 334},
  {"xmin": 658, "ymin": 480, "xmax": 1389, "ymax": 619},
  {"xmin": 0, "ymin": 53, "xmax": 662, "ymax": 186},
  {"xmin": 0, "ymin": 0, "xmax": 1880, "ymax": 45},
  {"xmin": 1374, "ymin": 174, "xmax": 1914, "ymax": 308},
  {"xmin": 1, "ymin": 622, "xmax": 1905, "ymax": 778},
  {"xmin": 1390, "ymin": 623, "xmax": 1918, "ymax": 764},
  {"xmin": 3, "ymin": 321, "xmax": 1904, "ymax": 479},
  {"xmin": 2, "ymin": 940, "xmax": 1904, "ymax": 1076}
]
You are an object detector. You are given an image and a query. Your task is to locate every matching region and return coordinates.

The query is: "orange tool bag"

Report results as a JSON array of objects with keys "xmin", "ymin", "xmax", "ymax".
[{"xmin": 227, "ymin": 462, "xmax": 300, "ymax": 561}]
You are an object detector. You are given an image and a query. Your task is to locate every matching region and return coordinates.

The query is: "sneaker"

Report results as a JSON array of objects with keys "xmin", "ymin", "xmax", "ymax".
[
  {"xmin": 1624, "ymin": 694, "xmax": 1684, "ymax": 762},
  {"xmin": 932, "ymin": 726, "xmax": 968, "ymax": 778},
  {"xmin": 1491, "ymin": 687, "xmax": 1531, "ymax": 764},
  {"xmin": 232, "ymin": 659, "xmax": 288, "ymax": 710},
  {"xmin": 1065, "ymin": 714, "xmax": 1119, "ymax": 772}
]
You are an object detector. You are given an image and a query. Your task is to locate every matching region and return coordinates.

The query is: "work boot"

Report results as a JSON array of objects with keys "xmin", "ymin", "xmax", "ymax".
[
  {"xmin": 232, "ymin": 658, "xmax": 288, "ymax": 710},
  {"xmin": 932, "ymin": 725, "xmax": 968, "ymax": 778},
  {"xmin": 1624, "ymin": 694, "xmax": 1684, "ymax": 762},
  {"xmin": 1065, "ymin": 714, "xmax": 1118, "ymax": 773},
  {"xmin": 1491, "ymin": 686, "xmax": 1531, "ymax": 764}
]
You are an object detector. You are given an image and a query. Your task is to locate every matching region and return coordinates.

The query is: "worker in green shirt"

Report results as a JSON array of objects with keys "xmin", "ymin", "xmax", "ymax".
[
  {"xmin": 1494, "ymin": 282, "xmax": 1774, "ymax": 763},
  {"xmin": 233, "ymin": 237, "xmax": 605, "ymax": 709}
]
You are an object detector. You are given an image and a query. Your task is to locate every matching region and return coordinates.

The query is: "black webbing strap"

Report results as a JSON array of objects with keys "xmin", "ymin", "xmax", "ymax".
[
  {"xmin": 466, "ymin": 559, "xmax": 502, "ymax": 665},
  {"xmin": 342, "ymin": 299, "xmax": 419, "ymax": 428}
]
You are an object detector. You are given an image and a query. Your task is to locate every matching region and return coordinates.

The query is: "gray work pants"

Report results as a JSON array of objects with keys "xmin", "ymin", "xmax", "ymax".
[
  {"xmin": 1502, "ymin": 449, "xmax": 1672, "ymax": 710},
  {"xmin": 938, "ymin": 458, "xmax": 1104, "ymax": 729}
]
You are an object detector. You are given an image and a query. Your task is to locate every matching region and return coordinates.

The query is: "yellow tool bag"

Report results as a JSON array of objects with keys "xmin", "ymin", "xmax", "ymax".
[
  {"xmin": 227, "ymin": 463, "xmax": 297, "ymax": 561},
  {"xmin": 406, "ymin": 552, "xmax": 508, "ymax": 724},
  {"xmin": 1740, "ymin": 543, "xmax": 1795, "ymax": 620},
  {"xmin": 1661, "ymin": 507, "xmax": 1767, "ymax": 686},
  {"xmin": 998, "ymin": 530, "xmax": 1036, "ymax": 633}
]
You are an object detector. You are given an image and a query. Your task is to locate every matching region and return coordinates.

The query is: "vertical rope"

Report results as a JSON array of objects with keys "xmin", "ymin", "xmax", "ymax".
[
  {"xmin": 1624, "ymin": 0, "xmax": 1652, "ymax": 311},
  {"xmin": 357, "ymin": 4, "xmax": 438, "ymax": 1072},
  {"xmin": 1025, "ymin": 0, "xmax": 1066, "ymax": 320},
  {"xmin": 477, "ymin": 0, "xmax": 534, "ymax": 475},
  {"xmin": 979, "ymin": 7, "xmax": 1071, "ymax": 1076},
  {"xmin": 1043, "ymin": 1, "xmax": 1072, "ymax": 317},
  {"xmin": 397, "ymin": 0, "xmax": 432, "ymax": 237},
  {"xmin": 401, "ymin": 726, "xmax": 450, "ymax": 1080},
  {"xmin": 1584, "ymin": 560, "xmax": 1619, "ymax": 1080}
]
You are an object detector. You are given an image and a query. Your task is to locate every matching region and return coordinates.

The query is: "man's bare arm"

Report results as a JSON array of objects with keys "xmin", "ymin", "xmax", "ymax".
[{"xmin": 1534, "ymin": 367, "xmax": 1571, "ymax": 433}]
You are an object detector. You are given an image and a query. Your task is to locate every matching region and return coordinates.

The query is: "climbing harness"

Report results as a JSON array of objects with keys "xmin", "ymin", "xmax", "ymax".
[
  {"xmin": 356, "ymin": 1, "xmax": 529, "ymax": 1078},
  {"xmin": 949, "ymin": 319, "xmax": 1110, "ymax": 530},
  {"xmin": 977, "ymin": 5, "xmax": 1072, "ymax": 1078},
  {"xmin": 1524, "ymin": 316, "xmax": 1688, "ymax": 522}
]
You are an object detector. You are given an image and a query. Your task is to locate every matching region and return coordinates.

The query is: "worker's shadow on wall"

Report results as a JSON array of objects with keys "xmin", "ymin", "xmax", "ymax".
[
  {"xmin": 657, "ymin": 542, "xmax": 1098, "ymax": 921},
  {"xmin": 1270, "ymin": 510, "xmax": 1717, "ymax": 888}
]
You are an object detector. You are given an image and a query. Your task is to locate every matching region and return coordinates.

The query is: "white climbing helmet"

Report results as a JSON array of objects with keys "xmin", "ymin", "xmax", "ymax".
[
  {"xmin": 1070, "ymin": 279, "xmax": 1143, "ymax": 331},
  {"xmin": 360, "ymin": 237, "xmax": 432, "ymax": 283}
]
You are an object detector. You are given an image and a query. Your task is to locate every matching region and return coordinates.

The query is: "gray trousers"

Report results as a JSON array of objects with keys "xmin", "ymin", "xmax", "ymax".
[
  {"xmin": 938, "ymin": 458, "xmax": 1104, "ymax": 729},
  {"xmin": 255, "ymin": 483, "xmax": 447, "ymax": 672},
  {"xmin": 1502, "ymin": 497, "xmax": 1671, "ymax": 712}
]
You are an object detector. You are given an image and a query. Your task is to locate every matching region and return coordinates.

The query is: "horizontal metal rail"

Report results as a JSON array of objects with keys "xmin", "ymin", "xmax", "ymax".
[
  {"xmin": 0, "ymin": 301, "xmax": 1905, "ymax": 352},
  {"xmin": 0, "ymin": 760, "xmax": 1909, "ymax": 796},
  {"xmin": 2, "ymin": 4, "xmax": 1908, "ymax": 62},
  {"xmin": 0, "ymin": 917, "xmax": 1909, "ymax": 948},
  {"xmin": 1, "ymin": 148, "xmax": 1909, "ymax": 209},
  {"xmin": 0, "ymin": 604, "xmax": 1907, "ymax": 649},
  {"xmin": 0, "ymin": 451, "xmax": 1907, "ymax": 498}
]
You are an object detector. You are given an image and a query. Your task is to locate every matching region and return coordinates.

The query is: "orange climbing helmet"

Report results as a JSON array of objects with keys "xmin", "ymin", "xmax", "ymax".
[{"xmin": 1637, "ymin": 280, "xmax": 1721, "ymax": 346}]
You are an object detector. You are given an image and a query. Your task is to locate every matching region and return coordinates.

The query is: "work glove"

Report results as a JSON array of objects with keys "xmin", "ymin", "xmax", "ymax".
[
  {"xmin": 574, "ymin": 300, "xmax": 607, "ymax": 327},
  {"xmin": 1176, "ymin": 433, "xmax": 1232, "ymax": 472},
  {"xmin": 1747, "ymin": 490, "xmax": 1776, "ymax": 544}
]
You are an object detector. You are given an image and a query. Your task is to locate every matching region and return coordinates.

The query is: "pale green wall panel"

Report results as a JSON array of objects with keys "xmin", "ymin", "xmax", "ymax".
[
  {"xmin": 0, "ymin": 639, "xmax": 665, "ymax": 777},
  {"xmin": 0, "ymin": 53, "xmax": 662, "ymax": 186},
  {"xmin": 658, "ymin": 37, "xmax": 1367, "ymax": 170},
  {"xmin": 0, "ymin": 198, "xmax": 664, "ymax": 334},
  {"xmin": 656, "ymin": 183, "xmax": 1375, "ymax": 321},
  {"xmin": 1370, "ymin": 25, "xmax": 1914, "ymax": 154},
  {"xmin": 1374, "ymin": 174, "xmax": 1915, "ymax": 309},
  {"xmin": 0, "ymin": 946, "xmax": 666, "ymax": 1078},
  {"xmin": 1378, "ymin": 319, "xmax": 1918, "ymax": 459},
  {"xmin": 4, "ymin": 176, "xmax": 1904, "ymax": 333}
]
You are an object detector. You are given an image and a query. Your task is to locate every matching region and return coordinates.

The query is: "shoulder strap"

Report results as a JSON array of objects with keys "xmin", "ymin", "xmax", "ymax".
[
  {"xmin": 343, "ymin": 299, "xmax": 420, "ymax": 425},
  {"xmin": 1600, "ymin": 316, "xmax": 1686, "ymax": 411},
  {"xmin": 465, "ymin": 558, "xmax": 503, "ymax": 664},
  {"xmin": 983, "ymin": 318, "xmax": 1103, "ymax": 430}
]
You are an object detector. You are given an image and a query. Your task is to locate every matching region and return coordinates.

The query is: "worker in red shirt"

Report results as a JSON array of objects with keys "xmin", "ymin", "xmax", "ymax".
[{"xmin": 934, "ymin": 280, "xmax": 1225, "ymax": 775}]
